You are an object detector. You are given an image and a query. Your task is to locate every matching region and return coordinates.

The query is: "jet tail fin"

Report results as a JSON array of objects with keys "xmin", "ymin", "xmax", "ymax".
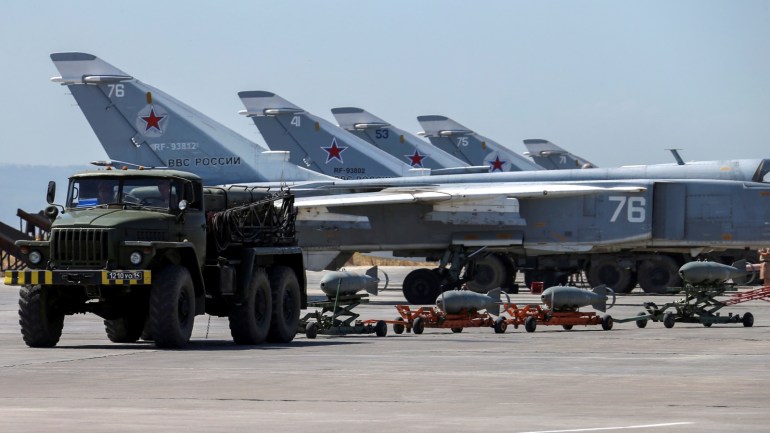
[
  {"xmin": 50, "ymin": 53, "xmax": 329, "ymax": 185},
  {"xmin": 523, "ymin": 139, "xmax": 596, "ymax": 170},
  {"xmin": 239, "ymin": 91, "xmax": 414, "ymax": 179},
  {"xmin": 590, "ymin": 284, "xmax": 615, "ymax": 312}
]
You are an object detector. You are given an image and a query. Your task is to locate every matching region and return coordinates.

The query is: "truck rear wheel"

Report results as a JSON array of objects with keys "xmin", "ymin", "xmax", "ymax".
[
  {"xmin": 18, "ymin": 285, "xmax": 64, "ymax": 348},
  {"xmin": 267, "ymin": 266, "xmax": 301, "ymax": 343},
  {"xmin": 229, "ymin": 268, "xmax": 272, "ymax": 345},
  {"xmin": 150, "ymin": 265, "xmax": 195, "ymax": 348}
]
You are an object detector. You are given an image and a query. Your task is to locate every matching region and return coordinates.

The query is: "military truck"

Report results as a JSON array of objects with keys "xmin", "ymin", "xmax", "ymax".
[{"xmin": 4, "ymin": 168, "xmax": 306, "ymax": 348}]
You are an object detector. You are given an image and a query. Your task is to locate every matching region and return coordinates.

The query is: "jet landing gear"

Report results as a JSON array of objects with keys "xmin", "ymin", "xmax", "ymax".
[{"xmin": 401, "ymin": 249, "xmax": 516, "ymax": 304}]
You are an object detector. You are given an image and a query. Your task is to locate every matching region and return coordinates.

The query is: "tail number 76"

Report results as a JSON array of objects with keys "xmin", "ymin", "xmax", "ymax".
[{"xmin": 609, "ymin": 196, "xmax": 646, "ymax": 223}]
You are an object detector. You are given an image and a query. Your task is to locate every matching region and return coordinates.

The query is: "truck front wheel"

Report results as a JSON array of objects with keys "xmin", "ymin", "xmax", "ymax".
[
  {"xmin": 229, "ymin": 268, "xmax": 272, "ymax": 345},
  {"xmin": 150, "ymin": 265, "xmax": 195, "ymax": 348},
  {"xmin": 18, "ymin": 285, "xmax": 64, "ymax": 348},
  {"xmin": 267, "ymin": 266, "xmax": 301, "ymax": 343}
]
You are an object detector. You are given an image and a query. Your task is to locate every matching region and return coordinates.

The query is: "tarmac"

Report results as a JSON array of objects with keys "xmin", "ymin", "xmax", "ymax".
[{"xmin": 0, "ymin": 266, "xmax": 768, "ymax": 433}]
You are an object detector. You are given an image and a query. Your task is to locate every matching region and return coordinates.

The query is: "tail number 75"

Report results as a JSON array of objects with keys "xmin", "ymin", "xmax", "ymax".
[{"xmin": 609, "ymin": 196, "xmax": 646, "ymax": 223}]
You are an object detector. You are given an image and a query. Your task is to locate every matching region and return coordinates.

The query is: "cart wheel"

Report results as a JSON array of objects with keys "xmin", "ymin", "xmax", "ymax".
[
  {"xmin": 742, "ymin": 312, "xmax": 754, "ymax": 327},
  {"xmin": 393, "ymin": 318, "xmax": 405, "ymax": 334},
  {"xmin": 375, "ymin": 320, "xmax": 388, "ymax": 337},
  {"xmin": 635, "ymin": 311, "xmax": 648, "ymax": 329},
  {"xmin": 601, "ymin": 315, "xmax": 613, "ymax": 331},
  {"xmin": 663, "ymin": 312, "xmax": 676, "ymax": 329},
  {"xmin": 562, "ymin": 324, "xmax": 573, "ymax": 331},
  {"xmin": 451, "ymin": 327, "xmax": 463, "ymax": 333},
  {"xmin": 524, "ymin": 316, "xmax": 537, "ymax": 333},
  {"xmin": 305, "ymin": 322, "xmax": 318, "ymax": 339},
  {"xmin": 412, "ymin": 317, "xmax": 425, "ymax": 335},
  {"xmin": 494, "ymin": 317, "xmax": 507, "ymax": 334}
]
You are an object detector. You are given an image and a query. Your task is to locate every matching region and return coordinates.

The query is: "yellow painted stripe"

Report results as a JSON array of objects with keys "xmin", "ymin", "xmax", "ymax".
[
  {"xmin": 101, "ymin": 273, "xmax": 109, "ymax": 285},
  {"xmin": 3, "ymin": 271, "xmax": 12, "ymax": 285},
  {"xmin": 45, "ymin": 272, "xmax": 52, "ymax": 285},
  {"xmin": 144, "ymin": 271, "xmax": 152, "ymax": 284}
]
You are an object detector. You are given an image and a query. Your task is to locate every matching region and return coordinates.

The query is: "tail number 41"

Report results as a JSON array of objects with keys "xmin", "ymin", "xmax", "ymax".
[{"xmin": 609, "ymin": 196, "xmax": 646, "ymax": 223}]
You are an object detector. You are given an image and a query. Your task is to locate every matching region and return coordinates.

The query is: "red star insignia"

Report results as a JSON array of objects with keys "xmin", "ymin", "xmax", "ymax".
[
  {"xmin": 405, "ymin": 149, "xmax": 428, "ymax": 167},
  {"xmin": 489, "ymin": 156, "xmax": 507, "ymax": 172},
  {"xmin": 141, "ymin": 108, "xmax": 165, "ymax": 132},
  {"xmin": 322, "ymin": 138, "xmax": 348, "ymax": 163}
]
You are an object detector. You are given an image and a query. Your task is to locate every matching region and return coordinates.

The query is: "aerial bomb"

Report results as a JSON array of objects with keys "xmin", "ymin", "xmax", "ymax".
[
  {"xmin": 678, "ymin": 260, "xmax": 752, "ymax": 285},
  {"xmin": 435, "ymin": 288, "xmax": 502, "ymax": 315},
  {"xmin": 541, "ymin": 285, "xmax": 615, "ymax": 312},
  {"xmin": 319, "ymin": 266, "xmax": 384, "ymax": 297}
]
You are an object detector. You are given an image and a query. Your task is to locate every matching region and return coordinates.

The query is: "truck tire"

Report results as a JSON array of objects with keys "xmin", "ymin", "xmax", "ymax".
[
  {"xmin": 229, "ymin": 268, "xmax": 272, "ymax": 345},
  {"xmin": 104, "ymin": 313, "xmax": 145, "ymax": 343},
  {"xmin": 18, "ymin": 285, "xmax": 64, "ymax": 348},
  {"xmin": 267, "ymin": 266, "xmax": 301, "ymax": 343},
  {"xmin": 150, "ymin": 265, "xmax": 195, "ymax": 348}
]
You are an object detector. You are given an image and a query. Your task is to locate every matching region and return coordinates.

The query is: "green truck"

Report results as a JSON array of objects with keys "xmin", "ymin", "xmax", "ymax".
[{"xmin": 4, "ymin": 168, "xmax": 306, "ymax": 348}]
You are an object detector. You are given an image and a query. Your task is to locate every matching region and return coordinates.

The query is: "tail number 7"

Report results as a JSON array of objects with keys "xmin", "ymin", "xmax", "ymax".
[{"xmin": 609, "ymin": 196, "xmax": 646, "ymax": 223}]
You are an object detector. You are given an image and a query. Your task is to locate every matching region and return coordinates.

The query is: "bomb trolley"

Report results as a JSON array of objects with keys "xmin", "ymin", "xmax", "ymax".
[
  {"xmin": 503, "ymin": 303, "xmax": 613, "ymax": 332},
  {"xmin": 300, "ymin": 293, "xmax": 387, "ymax": 338},
  {"xmin": 391, "ymin": 305, "xmax": 508, "ymax": 335},
  {"xmin": 617, "ymin": 285, "xmax": 770, "ymax": 329}
]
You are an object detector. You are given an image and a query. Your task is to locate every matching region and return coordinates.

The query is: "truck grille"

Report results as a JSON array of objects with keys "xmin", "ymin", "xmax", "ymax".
[{"xmin": 51, "ymin": 228, "xmax": 109, "ymax": 267}]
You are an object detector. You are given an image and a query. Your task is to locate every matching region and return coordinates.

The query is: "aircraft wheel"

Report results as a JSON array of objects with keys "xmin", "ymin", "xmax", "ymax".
[
  {"xmin": 601, "ymin": 315, "xmax": 613, "ymax": 330},
  {"xmin": 524, "ymin": 316, "xmax": 537, "ymax": 333},
  {"xmin": 742, "ymin": 312, "xmax": 754, "ymax": 327},
  {"xmin": 635, "ymin": 311, "xmax": 648, "ymax": 328},
  {"xmin": 638, "ymin": 255, "xmax": 681, "ymax": 294},
  {"xmin": 494, "ymin": 317, "xmax": 507, "ymax": 334},
  {"xmin": 702, "ymin": 322, "xmax": 712, "ymax": 327},
  {"xmin": 466, "ymin": 254, "xmax": 512, "ymax": 293},
  {"xmin": 402, "ymin": 268, "xmax": 441, "ymax": 304},
  {"xmin": 663, "ymin": 312, "xmax": 676, "ymax": 329},
  {"xmin": 412, "ymin": 317, "xmax": 425, "ymax": 335},
  {"xmin": 587, "ymin": 257, "xmax": 637, "ymax": 293},
  {"xmin": 393, "ymin": 318, "xmax": 406, "ymax": 334},
  {"xmin": 375, "ymin": 320, "xmax": 388, "ymax": 337},
  {"xmin": 562, "ymin": 324, "xmax": 573, "ymax": 331},
  {"xmin": 305, "ymin": 322, "xmax": 318, "ymax": 339},
  {"xmin": 451, "ymin": 327, "xmax": 463, "ymax": 333},
  {"xmin": 18, "ymin": 285, "xmax": 64, "ymax": 348}
]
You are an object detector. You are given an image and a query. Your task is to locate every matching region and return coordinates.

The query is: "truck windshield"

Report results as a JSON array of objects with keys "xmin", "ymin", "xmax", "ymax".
[{"xmin": 67, "ymin": 177, "xmax": 180, "ymax": 209}]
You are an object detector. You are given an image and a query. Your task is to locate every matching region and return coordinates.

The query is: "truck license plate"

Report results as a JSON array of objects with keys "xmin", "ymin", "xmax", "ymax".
[{"xmin": 106, "ymin": 271, "xmax": 144, "ymax": 280}]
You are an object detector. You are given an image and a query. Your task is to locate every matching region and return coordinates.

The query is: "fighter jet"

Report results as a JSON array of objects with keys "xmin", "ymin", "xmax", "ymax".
[
  {"xmin": 417, "ymin": 115, "xmax": 544, "ymax": 172},
  {"xmin": 52, "ymin": 52, "xmax": 770, "ymax": 301},
  {"xmin": 331, "ymin": 107, "xmax": 486, "ymax": 174},
  {"xmin": 238, "ymin": 92, "xmax": 418, "ymax": 179},
  {"xmin": 523, "ymin": 139, "xmax": 597, "ymax": 170}
]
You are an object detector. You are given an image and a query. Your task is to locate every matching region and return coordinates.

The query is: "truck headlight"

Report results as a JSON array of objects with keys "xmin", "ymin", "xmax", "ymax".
[
  {"xmin": 28, "ymin": 250, "xmax": 42, "ymax": 265},
  {"xmin": 129, "ymin": 251, "xmax": 143, "ymax": 265}
]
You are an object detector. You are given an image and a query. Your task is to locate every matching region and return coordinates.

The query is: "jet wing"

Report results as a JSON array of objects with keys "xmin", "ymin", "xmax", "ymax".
[{"xmin": 295, "ymin": 183, "xmax": 647, "ymax": 207}]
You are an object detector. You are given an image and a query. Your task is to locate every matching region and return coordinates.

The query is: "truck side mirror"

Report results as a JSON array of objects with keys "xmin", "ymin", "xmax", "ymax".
[{"xmin": 46, "ymin": 181, "xmax": 56, "ymax": 204}]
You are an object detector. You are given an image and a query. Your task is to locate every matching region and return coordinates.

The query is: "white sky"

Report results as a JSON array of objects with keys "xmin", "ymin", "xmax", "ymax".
[{"xmin": 2, "ymin": 0, "xmax": 769, "ymax": 168}]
